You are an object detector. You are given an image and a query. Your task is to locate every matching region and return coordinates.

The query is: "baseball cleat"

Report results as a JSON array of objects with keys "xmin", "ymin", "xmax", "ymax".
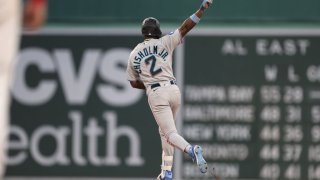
[
  {"xmin": 188, "ymin": 145, "xmax": 208, "ymax": 173},
  {"xmin": 157, "ymin": 170, "xmax": 173, "ymax": 180}
]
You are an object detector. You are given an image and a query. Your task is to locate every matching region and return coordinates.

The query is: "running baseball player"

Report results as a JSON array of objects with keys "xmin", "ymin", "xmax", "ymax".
[{"xmin": 126, "ymin": 0, "xmax": 213, "ymax": 179}]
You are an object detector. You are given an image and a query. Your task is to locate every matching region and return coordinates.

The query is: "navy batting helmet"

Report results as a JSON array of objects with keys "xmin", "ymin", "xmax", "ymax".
[{"xmin": 141, "ymin": 17, "xmax": 162, "ymax": 39}]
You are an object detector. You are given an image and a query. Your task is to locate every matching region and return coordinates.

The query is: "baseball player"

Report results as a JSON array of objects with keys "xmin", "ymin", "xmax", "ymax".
[
  {"xmin": 0, "ymin": 0, "xmax": 47, "ymax": 177},
  {"xmin": 126, "ymin": 0, "xmax": 213, "ymax": 179}
]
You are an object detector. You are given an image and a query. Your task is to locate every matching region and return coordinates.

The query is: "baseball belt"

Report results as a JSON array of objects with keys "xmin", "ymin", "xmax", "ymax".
[{"xmin": 150, "ymin": 80, "xmax": 176, "ymax": 89}]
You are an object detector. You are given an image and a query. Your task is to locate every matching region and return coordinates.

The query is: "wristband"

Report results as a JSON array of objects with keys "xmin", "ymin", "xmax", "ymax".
[{"xmin": 190, "ymin": 14, "xmax": 200, "ymax": 24}]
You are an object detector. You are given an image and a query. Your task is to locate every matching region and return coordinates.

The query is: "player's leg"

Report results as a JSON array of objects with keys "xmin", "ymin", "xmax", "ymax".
[
  {"xmin": 156, "ymin": 86, "xmax": 181, "ymax": 179},
  {"xmin": 148, "ymin": 88, "xmax": 188, "ymax": 179},
  {"xmin": 157, "ymin": 128, "xmax": 174, "ymax": 180},
  {"xmin": 169, "ymin": 85, "xmax": 208, "ymax": 174},
  {"xmin": 156, "ymin": 90, "xmax": 181, "ymax": 180},
  {"xmin": 147, "ymin": 88, "xmax": 189, "ymax": 151},
  {"xmin": 0, "ymin": 0, "xmax": 21, "ymax": 176},
  {"xmin": 148, "ymin": 86, "xmax": 208, "ymax": 174},
  {"xmin": 160, "ymin": 128, "xmax": 174, "ymax": 156},
  {"xmin": 158, "ymin": 84, "xmax": 181, "ymax": 177}
]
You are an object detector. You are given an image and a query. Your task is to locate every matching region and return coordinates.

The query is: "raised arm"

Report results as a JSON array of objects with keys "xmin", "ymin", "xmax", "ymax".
[{"xmin": 179, "ymin": 0, "xmax": 213, "ymax": 38}]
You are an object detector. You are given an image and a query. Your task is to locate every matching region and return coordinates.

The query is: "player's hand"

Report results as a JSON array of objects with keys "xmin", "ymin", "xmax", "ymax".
[{"xmin": 200, "ymin": 0, "xmax": 213, "ymax": 11}]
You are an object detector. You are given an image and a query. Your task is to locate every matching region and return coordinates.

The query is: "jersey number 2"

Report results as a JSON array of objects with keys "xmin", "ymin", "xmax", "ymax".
[{"xmin": 145, "ymin": 55, "xmax": 162, "ymax": 76}]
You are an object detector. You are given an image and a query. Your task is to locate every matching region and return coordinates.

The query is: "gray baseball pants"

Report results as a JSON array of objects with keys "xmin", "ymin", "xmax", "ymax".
[{"xmin": 146, "ymin": 82, "xmax": 189, "ymax": 160}]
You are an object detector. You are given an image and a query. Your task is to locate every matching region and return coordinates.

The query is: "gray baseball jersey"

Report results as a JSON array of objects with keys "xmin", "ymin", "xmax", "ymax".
[{"xmin": 126, "ymin": 29, "xmax": 182, "ymax": 86}]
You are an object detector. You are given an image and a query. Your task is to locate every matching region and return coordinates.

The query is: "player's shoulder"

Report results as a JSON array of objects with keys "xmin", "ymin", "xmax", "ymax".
[
  {"xmin": 131, "ymin": 42, "xmax": 143, "ymax": 53},
  {"xmin": 128, "ymin": 42, "xmax": 144, "ymax": 58},
  {"xmin": 160, "ymin": 29, "xmax": 181, "ymax": 41},
  {"xmin": 168, "ymin": 31, "xmax": 176, "ymax": 36},
  {"xmin": 162, "ymin": 29, "xmax": 180, "ymax": 37},
  {"xmin": 128, "ymin": 46, "xmax": 138, "ymax": 59}
]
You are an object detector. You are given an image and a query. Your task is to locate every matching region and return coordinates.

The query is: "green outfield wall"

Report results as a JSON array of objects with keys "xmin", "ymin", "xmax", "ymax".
[{"xmin": 47, "ymin": 0, "xmax": 320, "ymax": 24}]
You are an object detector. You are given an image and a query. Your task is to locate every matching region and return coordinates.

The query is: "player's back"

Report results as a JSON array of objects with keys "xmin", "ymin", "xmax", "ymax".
[
  {"xmin": 130, "ymin": 38, "xmax": 174, "ymax": 85},
  {"xmin": 127, "ymin": 30, "xmax": 182, "ymax": 86}
]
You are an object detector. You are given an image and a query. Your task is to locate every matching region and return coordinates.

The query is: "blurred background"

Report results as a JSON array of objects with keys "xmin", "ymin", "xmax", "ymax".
[{"xmin": 5, "ymin": 0, "xmax": 320, "ymax": 179}]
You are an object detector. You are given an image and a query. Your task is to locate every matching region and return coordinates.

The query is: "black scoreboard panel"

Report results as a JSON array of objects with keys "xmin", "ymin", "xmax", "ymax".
[{"xmin": 182, "ymin": 35, "xmax": 320, "ymax": 180}]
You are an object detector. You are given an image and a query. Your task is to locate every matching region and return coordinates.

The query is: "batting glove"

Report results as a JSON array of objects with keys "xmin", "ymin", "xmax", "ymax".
[{"xmin": 200, "ymin": 0, "xmax": 213, "ymax": 11}]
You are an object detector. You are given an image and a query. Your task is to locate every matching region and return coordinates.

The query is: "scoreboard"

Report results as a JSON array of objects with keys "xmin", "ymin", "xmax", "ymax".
[{"xmin": 181, "ymin": 32, "xmax": 320, "ymax": 179}]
